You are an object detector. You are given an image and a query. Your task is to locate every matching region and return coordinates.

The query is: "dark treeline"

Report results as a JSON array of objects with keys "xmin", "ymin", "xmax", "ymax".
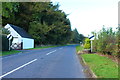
[{"xmin": 2, "ymin": 2, "xmax": 85, "ymax": 45}]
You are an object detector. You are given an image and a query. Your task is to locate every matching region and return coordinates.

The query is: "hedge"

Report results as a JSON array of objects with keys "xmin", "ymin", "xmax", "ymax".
[
  {"xmin": 0, "ymin": 34, "xmax": 9, "ymax": 51},
  {"xmin": 92, "ymin": 27, "xmax": 119, "ymax": 57},
  {"xmin": 84, "ymin": 38, "xmax": 91, "ymax": 49}
]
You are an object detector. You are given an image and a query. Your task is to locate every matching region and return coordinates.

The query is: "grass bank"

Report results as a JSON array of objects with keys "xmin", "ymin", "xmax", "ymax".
[
  {"xmin": 81, "ymin": 54, "xmax": 118, "ymax": 78},
  {"xmin": 28, "ymin": 45, "xmax": 59, "ymax": 50},
  {"xmin": 76, "ymin": 45, "xmax": 84, "ymax": 52},
  {"xmin": 28, "ymin": 44, "xmax": 71, "ymax": 50},
  {"xmin": 76, "ymin": 45, "xmax": 118, "ymax": 78},
  {"xmin": 1, "ymin": 50, "xmax": 21, "ymax": 56}
]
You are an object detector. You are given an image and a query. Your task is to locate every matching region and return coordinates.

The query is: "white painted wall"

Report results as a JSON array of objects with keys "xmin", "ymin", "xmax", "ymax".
[
  {"xmin": 22, "ymin": 38, "xmax": 34, "ymax": 49},
  {"xmin": 4, "ymin": 24, "xmax": 22, "ymax": 43}
]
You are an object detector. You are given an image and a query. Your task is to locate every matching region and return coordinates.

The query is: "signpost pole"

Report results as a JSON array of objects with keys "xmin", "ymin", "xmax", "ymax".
[
  {"xmin": 9, "ymin": 40, "xmax": 10, "ymax": 50},
  {"xmin": 91, "ymin": 40, "xmax": 92, "ymax": 52},
  {"xmin": 89, "ymin": 35, "xmax": 94, "ymax": 53},
  {"xmin": 7, "ymin": 34, "xmax": 12, "ymax": 51}
]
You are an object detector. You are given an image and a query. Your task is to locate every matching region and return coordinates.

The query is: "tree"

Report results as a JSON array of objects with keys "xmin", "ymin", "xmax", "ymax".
[
  {"xmin": 28, "ymin": 21, "xmax": 52, "ymax": 44},
  {"xmin": 2, "ymin": 2, "xmax": 19, "ymax": 18},
  {"xmin": 0, "ymin": 27, "xmax": 10, "ymax": 35},
  {"xmin": 0, "ymin": 27, "xmax": 10, "ymax": 51},
  {"xmin": 116, "ymin": 26, "xmax": 120, "ymax": 58},
  {"xmin": 71, "ymin": 28, "xmax": 84, "ymax": 44}
]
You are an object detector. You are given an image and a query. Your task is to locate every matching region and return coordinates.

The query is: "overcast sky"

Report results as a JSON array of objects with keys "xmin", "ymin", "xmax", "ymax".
[{"xmin": 51, "ymin": 0, "xmax": 119, "ymax": 37}]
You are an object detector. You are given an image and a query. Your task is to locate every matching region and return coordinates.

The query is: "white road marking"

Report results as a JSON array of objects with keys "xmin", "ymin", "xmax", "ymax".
[
  {"xmin": 0, "ymin": 59, "xmax": 37, "ymax": 79},
  {"xmin": 46, "ymin": 50, "xmax": 56, "ymax": 55}
]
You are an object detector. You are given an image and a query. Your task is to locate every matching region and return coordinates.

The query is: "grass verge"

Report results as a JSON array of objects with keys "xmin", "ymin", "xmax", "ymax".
[
  {"xmin": 1, "ymin": 50, "xmax": 21, "ymax": 56},
  {"xmin": 76, "ymin": 45, "xmax": 84, "ymax": 52},
  {"xmin": 81, "ymin": 54, "xmax": 118, "ymax": 78},
  {"xmin": 27, "ymin": 45, "xmax": 66, "ymax": 50},
  {"xmin": 28, "ymin": 45, "xmax": 58, "ymax": 50}
]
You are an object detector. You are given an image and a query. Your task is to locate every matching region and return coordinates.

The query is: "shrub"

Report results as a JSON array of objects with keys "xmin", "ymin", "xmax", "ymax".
[
  {"xmin": 92, "ymin": 27, "xmax": 118, "ymax": 57},
  {"xmin": 0, "ymin": 34, "xmax": 9, "ymax": 51},
  {"xmin": 84, "ymin": 38, "xmax": 91, "ymax": 49}
]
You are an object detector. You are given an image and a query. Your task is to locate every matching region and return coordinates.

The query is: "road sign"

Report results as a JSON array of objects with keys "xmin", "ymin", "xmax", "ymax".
[
  {"xmin": 89, "ymin": 35, "xmax": 94, "ymax": 40},
  {"xmin": 7, "ymin": 34, "xmax": 13, "ymax": 40}
]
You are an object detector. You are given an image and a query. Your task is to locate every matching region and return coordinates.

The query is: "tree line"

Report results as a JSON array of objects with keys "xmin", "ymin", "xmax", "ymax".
[{"xmin": 1, "ymin": 2, "xmax": 85, "ymax": 46}]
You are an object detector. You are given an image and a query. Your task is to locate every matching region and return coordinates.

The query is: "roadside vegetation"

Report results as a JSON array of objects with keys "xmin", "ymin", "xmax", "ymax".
[
  {"xmin": 26, "ymin": 45, "xmax": 67, "ymax": 50},
  {"xmin": 76, "ymin": 26, "xmax": 119, "ymax": 78},
  {"xmin": 76, "ymin": 45, "xmax": 84, "ymax": 52},
  {"xmin": 1, "ymin": 50, "xmax": 21, "ymax": 56},
  {"xmin": 76, "ymin": 45, "xmax": 118, "ymax": 78},
  {"xmin": 92, "ymin": 26, "xmax": 119, "ymax": 58},
  {"xmin": 28, "ymin": 45, "xmax": 59, "ymax": 50},
  {"xmin": 81, "ymin": 54, "xmax": 118, "ymax": 78}
]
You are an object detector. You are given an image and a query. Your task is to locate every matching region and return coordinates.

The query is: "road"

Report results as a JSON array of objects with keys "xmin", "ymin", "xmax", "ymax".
[{"xmin": 1, "ymin": 45, "xmax": 85, "ymax": 78}]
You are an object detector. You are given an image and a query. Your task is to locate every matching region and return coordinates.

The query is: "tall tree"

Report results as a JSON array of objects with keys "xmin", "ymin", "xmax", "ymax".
[{"xmin": 71, "ymin": 28, "xmax": 84, "ymax": 44}]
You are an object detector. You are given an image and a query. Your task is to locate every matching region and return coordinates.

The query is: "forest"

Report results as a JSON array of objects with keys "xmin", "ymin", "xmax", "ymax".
[{"xmin": 1, "ymin": 2, "xmax": 85, "ymax": 45}]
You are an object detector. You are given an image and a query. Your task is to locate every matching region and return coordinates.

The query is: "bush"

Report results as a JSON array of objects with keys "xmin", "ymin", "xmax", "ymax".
[
  {"xmin": 92, "ymin": 27, "xmax": 118, "ymax": 57},
  {"xmin": 84, "ymin": 38, "xmax": 91, "ymax": 49},
  {"xmin": 0, "ymin": 34, "xmax": 9, "ymax": 51}
]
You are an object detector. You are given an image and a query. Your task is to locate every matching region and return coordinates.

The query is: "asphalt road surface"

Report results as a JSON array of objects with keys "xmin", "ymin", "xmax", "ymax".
[{"xmin": 1, "ymin": 45, "xmax": 86, "ymax": 78}]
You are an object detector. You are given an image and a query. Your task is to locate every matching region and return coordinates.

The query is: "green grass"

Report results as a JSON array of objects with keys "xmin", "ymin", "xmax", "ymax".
[
  {"xmin": 81, "ymin": 54, "xmax": 118, "ymax": 78},
  {"xmin": 28, "ymin": 45, "xmax": 65, "ymax": 50},
  {"xmin": 1, "ymin": 50, "xmax": 21, "ymax": 56},
  {"xmin": 27, "ymin": 44, "xmax": 71, "ymax": 50},
  {"xmin": 29, "ymin": 46, "xmax": 58, "ymax": 49},
  {"xmin": 76, "ymin": 45, "xmax": 84, "ymax": 52}
]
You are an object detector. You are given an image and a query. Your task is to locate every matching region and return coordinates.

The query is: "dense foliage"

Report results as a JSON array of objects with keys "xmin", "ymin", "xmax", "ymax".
[
  {"xmin": 2, "ymin": 2, "xmax": 84, "ymax": 45},
  {"xmin": 92, "ymin": 27, "xmax": 119, "ymax": 57},
  {"xmin": 1, "ymin": 34, "xmax": 9, "ymax": 51},
  {"xmin": 84, "ymin": 38, "xmax": 91, "ymax": 49},
  {"xmin": 71, "ymin": 28, "xmax": 85, "ymax": 44},
  {"xmin": 0, "ymin": 28, "xmax": 10, "ymax": 51}
]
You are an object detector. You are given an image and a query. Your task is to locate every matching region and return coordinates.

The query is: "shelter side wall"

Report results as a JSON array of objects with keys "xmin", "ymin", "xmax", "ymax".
[{"xmin": 22, "ymin": 38, "xmax": 34, "ymax": 49}]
